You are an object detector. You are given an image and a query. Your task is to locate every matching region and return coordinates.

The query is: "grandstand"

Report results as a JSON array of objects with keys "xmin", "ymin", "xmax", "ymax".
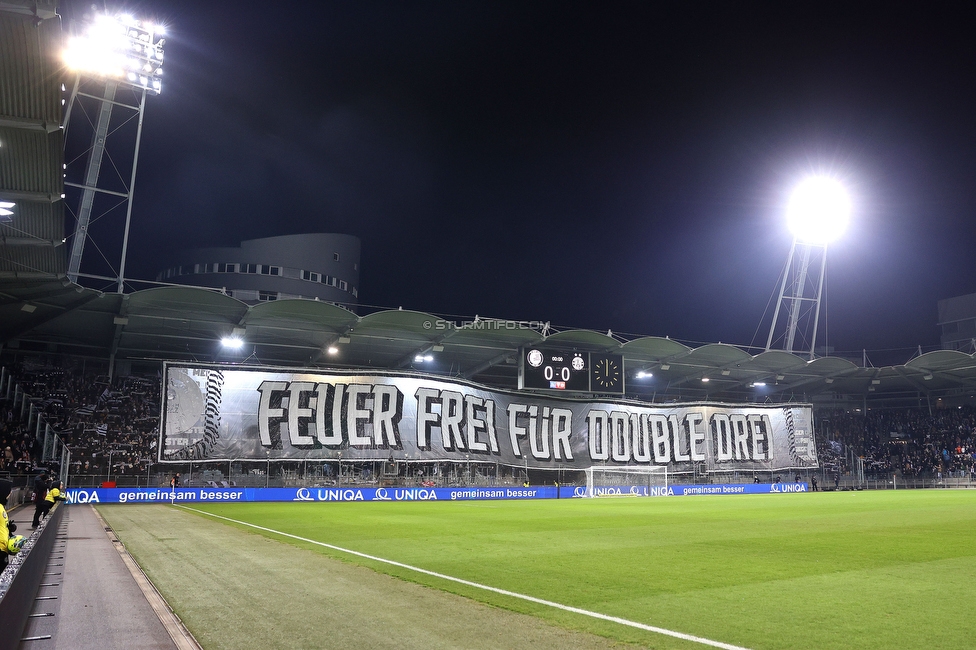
[
  {"xmin": 4, "ymin": 4, "xmax": 976, "ymax": 649},
  {"xmin": 4, "ymin": 361, "xmax": 975, "ymax": 490},
  {"xmin": 2, "ymin": 0, "xmax": 976, "ymax": 491}
]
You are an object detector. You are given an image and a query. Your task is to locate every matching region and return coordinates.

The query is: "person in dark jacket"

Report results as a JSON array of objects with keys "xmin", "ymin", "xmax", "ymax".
[{"xmin": 31, "ymin": 473, "xmax": 49, "ymax": 529}]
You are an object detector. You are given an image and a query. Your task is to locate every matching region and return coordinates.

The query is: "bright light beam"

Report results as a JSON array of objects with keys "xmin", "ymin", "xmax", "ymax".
[
  {"xmin": 62, "ymin": 12, "xmax": 165, "ymax": 94},
  {"xmin": 786, "ymin": 177, "xmax": 851, "ymax": 245}
]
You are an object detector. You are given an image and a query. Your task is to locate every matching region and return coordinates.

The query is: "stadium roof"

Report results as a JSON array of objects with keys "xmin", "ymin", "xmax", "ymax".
[
  {"xmin": 0, "ymin": 2, "xmax": 65, "ymax": 280},
  {"xmin": 3, "ymin": 277, "xmax": 976, "ymax": 405}
]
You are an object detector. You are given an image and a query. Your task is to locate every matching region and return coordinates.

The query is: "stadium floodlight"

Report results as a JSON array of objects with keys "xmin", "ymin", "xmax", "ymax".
[
  {"xmin": 766, "ymin": 176, "xmax": 852, "ymax": 359},
  {"xmin": 0, "ymin": 201, "xmax": 14, "ymax": 218},
  {"xmin": 786, "ymin": 176, "xmax": 850, "ymax": 245},
  {"xmin": 327, "ymin": 346, "xmax": 339, "ymax": 355},
  {"xmin": 63, "ymin": 12, "xmax": 165, "ymax": 94},
  {"xmin": 62, "ymin": 11, "xmax": 167, "ymax": 292},
  {"xmin": 221, "ymin": 337, "xmax": 244, "ymax": 349}
]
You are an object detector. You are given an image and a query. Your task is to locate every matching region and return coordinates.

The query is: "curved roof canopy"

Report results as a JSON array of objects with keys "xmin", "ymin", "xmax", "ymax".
[{"xmin": 3, "ymin": 280, "xmax": 976, "ymax": 405}]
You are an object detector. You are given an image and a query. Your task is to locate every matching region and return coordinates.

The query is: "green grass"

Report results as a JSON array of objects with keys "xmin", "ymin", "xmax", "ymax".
[{"xmin": 104, "ymin": 491, "xmax": 976, "ymax": 649}]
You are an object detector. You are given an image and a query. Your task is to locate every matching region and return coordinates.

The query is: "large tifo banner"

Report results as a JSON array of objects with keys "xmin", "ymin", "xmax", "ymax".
[{"xmin": 161, "ymin": 364, "xmax": 817, "ymax": 472}]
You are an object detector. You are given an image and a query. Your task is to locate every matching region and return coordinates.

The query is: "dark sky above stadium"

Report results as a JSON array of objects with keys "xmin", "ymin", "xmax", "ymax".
[{"xmin": 64, "ymin": 2, "xmax": 976, "ymax": 357}]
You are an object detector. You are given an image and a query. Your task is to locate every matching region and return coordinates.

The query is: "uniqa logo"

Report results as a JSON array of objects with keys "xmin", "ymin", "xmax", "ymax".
[
  {"xmin": 573, "ymin": 487, "xmax": 587, "ymax": 498},
  {"xmin": 294, "ymin": 488, "xmax": 314, "ymax": 501},
  {"xmin": 315, "ymin": 489, "xmax": 365, "ymax": 501},
  {"xmin": 646, "ymin": 486, "xmax": 675, "ymax": 497},
  {"xmin": 65, "ymin": 490, "xmax": 100, "ymax": 504},
  {"xmin": 777, "ymin": 483, "xmax": 807, "ymax": 493},
  {"xmin": 374, "ymin": 488, "xmax": 392, "ymax": 501},
  {"xmin": 393, "ymin": 488, "xmax": 438, "ymax": 501}
]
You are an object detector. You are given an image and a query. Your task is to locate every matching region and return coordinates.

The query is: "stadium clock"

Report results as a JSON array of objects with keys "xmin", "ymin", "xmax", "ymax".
[{"xmin": 591, "ymin": 354, "xmax": 623, "ymax": 392}]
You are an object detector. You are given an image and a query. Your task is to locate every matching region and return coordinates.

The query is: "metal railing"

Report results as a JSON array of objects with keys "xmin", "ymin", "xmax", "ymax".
[{"xmin": 0, "ymin": 367, "xmax": 70, "ymax": 488}]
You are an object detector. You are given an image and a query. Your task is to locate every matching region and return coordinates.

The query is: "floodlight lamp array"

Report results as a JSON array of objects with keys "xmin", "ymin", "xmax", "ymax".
[
  {"xmin": 221, "ymin": 337, "xmax": 244, "ymax": 349},
  {"xmin": 786, "ymin": 176, "xmax": 850, "ymax": 245},
  {"xmin": 63, "ymin": 12, "xmax": 165, "ymax": 94}
]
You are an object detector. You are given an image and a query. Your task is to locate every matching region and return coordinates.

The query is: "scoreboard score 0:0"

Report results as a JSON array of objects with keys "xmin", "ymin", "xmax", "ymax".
[{"xmin": 518, "ymin": 348, "xmax": 624, "ymax": 394}]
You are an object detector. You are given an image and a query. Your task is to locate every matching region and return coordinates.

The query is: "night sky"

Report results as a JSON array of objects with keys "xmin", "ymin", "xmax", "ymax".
[{"xmin": 62, "ymin": 2, "xmax": 976, "ymax": 356}]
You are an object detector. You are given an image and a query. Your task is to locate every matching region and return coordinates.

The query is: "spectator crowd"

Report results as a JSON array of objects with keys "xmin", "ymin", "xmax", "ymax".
[
  {"xmin": 816, "ymin": 406, "xmax": 976, "ymax": 480},
  {"xmin": 0, "ymin": 403, "xmax": 37, "ymax": 473},
  {"xmin": 2, "ymin": 358, "xmax": 976, "ymax": 483},
  {"xmin": 1, "ymin": 359, "xmax": 159, "ymax": 480}
]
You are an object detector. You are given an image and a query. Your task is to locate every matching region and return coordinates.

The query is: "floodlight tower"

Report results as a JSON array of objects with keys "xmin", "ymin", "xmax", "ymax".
[
  {"xmin": 62, "ymin": 12, "xmax": 164, "ymax": 292},
  {"xmin": 765, "ymin": 177, "xmax": 851, "ymax": 360}
]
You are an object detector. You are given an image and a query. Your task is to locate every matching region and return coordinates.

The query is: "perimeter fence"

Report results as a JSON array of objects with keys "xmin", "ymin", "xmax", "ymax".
[{"xmin": 58, "ymin": 461, "xmax": 976, "ymax": 492}]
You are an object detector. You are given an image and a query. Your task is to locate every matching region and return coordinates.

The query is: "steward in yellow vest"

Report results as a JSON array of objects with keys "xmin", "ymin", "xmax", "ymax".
[
  {"xmin": 40, "ymin": 482, "xmax": 65, "ymax": 522},
  {"xmin": 0, "ymin": 479, "xmax": 17, "ymax": 571}
]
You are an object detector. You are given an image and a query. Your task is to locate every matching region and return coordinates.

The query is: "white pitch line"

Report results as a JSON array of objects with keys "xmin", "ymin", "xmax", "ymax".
[{"xmin": 176, "ymin": 505, "xmax": 750, "ymax": 650}]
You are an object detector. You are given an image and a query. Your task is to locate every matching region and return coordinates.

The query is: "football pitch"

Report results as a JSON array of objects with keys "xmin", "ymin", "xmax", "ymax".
[{"xmin": 99, "ymin": 490, "xmax": 976, "ymax": 649}]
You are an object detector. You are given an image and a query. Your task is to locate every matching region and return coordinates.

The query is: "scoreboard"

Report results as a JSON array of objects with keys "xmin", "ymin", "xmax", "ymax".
[{"xmin": 518, "ymin": 348, "xmax": 625, "ymax": 394}]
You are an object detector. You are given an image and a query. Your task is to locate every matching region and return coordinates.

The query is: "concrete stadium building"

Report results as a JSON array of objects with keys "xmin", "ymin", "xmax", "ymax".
[{"xmin": 155, "ymin": 233, "xmax": 361, "ymax": 306}]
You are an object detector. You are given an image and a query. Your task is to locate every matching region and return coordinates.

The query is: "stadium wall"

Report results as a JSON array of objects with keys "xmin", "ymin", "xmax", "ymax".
[{"xmin": 0, "ymin": 502, "xmax": 64, "ymax": 650}]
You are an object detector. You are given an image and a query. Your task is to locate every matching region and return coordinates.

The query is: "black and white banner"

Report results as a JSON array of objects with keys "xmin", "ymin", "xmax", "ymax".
[{"xmin": 161, "ymin": 364, "xmax": 817, "ymax": 471}]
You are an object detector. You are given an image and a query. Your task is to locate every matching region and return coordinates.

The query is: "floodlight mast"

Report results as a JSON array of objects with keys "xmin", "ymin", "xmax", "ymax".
[
  {"xmin": 765, "ymin": 239, "xmax": 827, "ymax": 359},
  {"xmin": 63, "ymin": 13, "xmax": 164, "ymax": 292},
  {"xmin": 765, "ymin": 177, "xmax": 850, "ymax": 360}
]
